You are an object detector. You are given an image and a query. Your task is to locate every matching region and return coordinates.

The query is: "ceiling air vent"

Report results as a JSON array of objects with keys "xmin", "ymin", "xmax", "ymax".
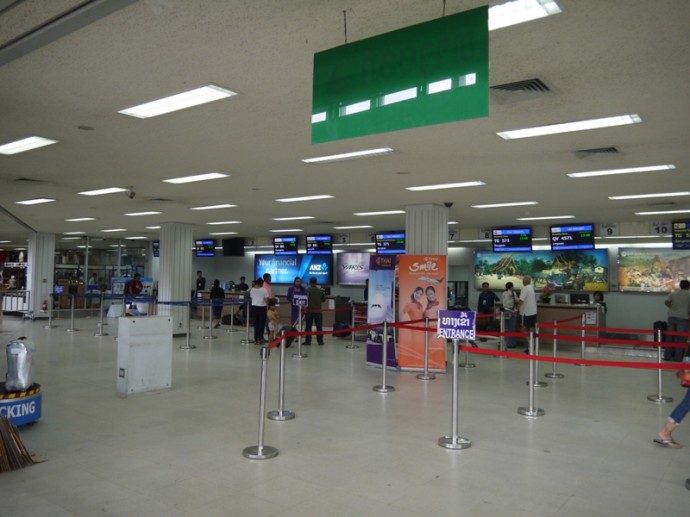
[
  {"xmin": 574, "ymin": 146, "xmax": 620, "ymax": 159},
  {"xmin": 490, "ymin": 78, "xmax": 555, "ymax": 103}
]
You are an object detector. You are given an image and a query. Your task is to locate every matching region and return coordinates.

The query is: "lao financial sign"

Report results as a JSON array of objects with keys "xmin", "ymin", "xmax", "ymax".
[{"xmin": 437, "ymin": 310, "xmax": 475, "ymax": 341}]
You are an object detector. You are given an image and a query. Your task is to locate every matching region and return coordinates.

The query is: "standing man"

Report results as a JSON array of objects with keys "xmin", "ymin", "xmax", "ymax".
[
  {"xmin": 665, "ymin": 279, "xmax": 690, "ymax": 361},
  {"xmin": 236, "ymin": 276, "xmax": 249, "ymax": 291},
  {"xmin": 501, "ymin": 281, "xmax": 518, "ymax": 348},
  {"xmin": 196, "ymin": 270, "xmax": 206, "ymax": 293},
  {"xmin": 304, "ymin": 277, "xmax": 325, "ymax": 345},
  {"xmin": 477, "ymin": 281, "xmax": 500, "ymax": 340},
  {"xmin": 518, "ymin": 275, "xmax": 537, "ymax": 352}
]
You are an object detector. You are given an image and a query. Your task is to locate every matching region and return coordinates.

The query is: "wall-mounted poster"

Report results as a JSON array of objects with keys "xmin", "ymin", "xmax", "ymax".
[
  {"xmin": 474, "ymin": 250, "xmax": 609, "ymax": 292},
  {"xmin": 618, "ymin": 248, "xmax": 690, "ymax": 293}
]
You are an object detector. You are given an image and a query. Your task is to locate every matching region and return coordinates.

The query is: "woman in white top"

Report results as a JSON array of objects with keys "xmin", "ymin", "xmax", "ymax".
[{"xmin": 249, "ymin": 278, "xmax": 268, "ymax": 344}]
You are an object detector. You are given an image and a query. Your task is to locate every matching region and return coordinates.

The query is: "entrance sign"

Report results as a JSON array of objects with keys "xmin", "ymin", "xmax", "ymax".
[{"xmin": 438, "ymin": 310, "xmax": 476, "ymax": 341}]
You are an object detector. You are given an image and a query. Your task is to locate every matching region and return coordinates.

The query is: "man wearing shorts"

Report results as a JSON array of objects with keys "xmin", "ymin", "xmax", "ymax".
[{"xmin": 518, "ymin": 275, "xmax": 537, "ymax": 352}]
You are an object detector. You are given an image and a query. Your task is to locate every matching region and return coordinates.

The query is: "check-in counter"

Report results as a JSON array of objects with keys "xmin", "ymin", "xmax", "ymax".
[{"xmin": 537, "ymin": 302, "xmax": 606, "ymax": 339}]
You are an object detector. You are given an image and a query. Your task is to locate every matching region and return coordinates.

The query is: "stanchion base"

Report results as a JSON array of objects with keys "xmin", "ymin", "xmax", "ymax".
[
  {"xmin": 545, "ymin": 373, "xmax": 564, "ymax": 379},
  {"xmin": 526, "ymin": 380, "xmax": 548, "ymax": 387},
  {"xmin": 416, "ymin": 373, "xmax": 436, "ymax": 380},
  {"xmin": 43, "ymin": 324, "xmax": 57, "ymax": 329},
  {"xmin": 575, "ymin": 363, "xmax": 591, "ymax": 367},
  {"xmin": 518, "ymin": 407, "xmax": 545, "ymax": 417},
  {"xmin": 66, "ymin": 328, "xmax": 79, "ymax": 332},
  {"xmin": 197, "ymin": 326, "xmax": 209, "ymax": 330},
  {"xmin": 345, "ymin": 344, "xmax": 360, "ymax": 349},
  {"xmin": 225, "ymin": 328, "xmax": 238, "ymax": 333},
  {"xmin": 292, "ymin": 353, "xmax": 308, "ymax": 359},
  {"xmin": 647, "ymin": 395, "xmax": 673, "ymax": 404},
  {"xmin": 240, "ymin": 340, "xmax": 254, "ymax": 346},
  {"xmin": 460, "ymin": 363, "xmax": 476, "ymax": 369},
  {"xmin": 179, "ymin": 344, "xmax": 197, "ymax": 350},
  {"xmin": 437, "ymin": 436, "xmax": 472, "ymax": 449},
  {"xmin": 373, "ymin": 385, "xmax": 395, "ymax": 393},
  {"xmin": 267, "ymin": 410, "xmax": 295, "ymax": 421},
  {"xmin": 94, "ymin": 332, "xmax": 109, "ymax": 337},
  {"xmin": 203, "ymin": 335, "xmax": 218, "ymax": 340},
  {"xmin": 242, "ymin": 445, "xmax": 279, "ymax": 460}
]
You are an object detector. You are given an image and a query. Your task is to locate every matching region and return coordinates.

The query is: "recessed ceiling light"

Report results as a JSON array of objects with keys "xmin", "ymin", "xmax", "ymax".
[
  {"xmin": 78, "ymin": 187, "xmax": 127, "ymax": 196},
  {"xmin": 0, "ymin": 240, "xmax": 10, "ymax": 244},
  {"xmin": 635, "ymin": 209, "xmax": 690, "ymax": 216},
  {"xmin": 405, "ymin": 181, "xmax": 486, "ymax": 191},
  {"xmin": 609, "ymin": 192, "xmax": 690, "ymax": 201},
  {"xmin": 65, "ymin": 217, "xmax": 96, "ymax": 222},
  {"xmin": 206, "ymin": 221, "xmax": 242, "ymax": 225},
  {"xmin": 568, "ymin": 164, "xmax": 676, "ymax": 178},
  {"xmin": 125, "ymin": 236, "xmax": 148, "ymax": 240},
  {"xmin": 272, "ymin": 216, "xmax": 315, "ymax": 221},
  {"xmin": 61, "ymin": 237, "xmax": 82, "ymax": 241},
  {"xmin": 190, "ymin": 204, "xmax": 237, "ymax": 210},
  {"xmin": 448, "ymin": 221, "xmax": 459, "ymax": 225},
  {"xmin": 471, "ymin": 201, "xmax": 538, "ymax": 208},
  {"xmin": 163, "ymin": 172, "xmax": 229, "ymax": 184},
  {"xmin": 209, "ymin": 232, "xmax": 239, "ymax": 236},
  {"xmin": 118, "ymin": 84, "xmax": 237, "ymax": 119},
  {"xmin": 275, "ymin": 195, "xmax": 333, "ymax": 203},
  {"xmin": 333, "ymin": 225, "xmax": 373, "ymax": 230},
  {"xmin": 101, "ymin": 228, "xmax": 127, "ymax": 233},
  {"xmin": 145, "ymin": 226, "xmax": 161, "ymax": 230},
  {"xmin": 488, "ymin": 0, "xmax": 562, "ymax": 31},
  {"xmin": 0, "ymin": 136, "xmax": 58, "ymax": 155},
  {"xmin": 497, "ymin": 114, "xmax": 642, "ymax": 140},
  {"xmin": 124, "ymin": 211, "xmax": 162, "ymax": 216},
  {"xmin": 516, "ymin": 215, "xmax": 575, "ymax": 221},
  {"xmin": 353, "ymin": 210, "xmax": 406, "ymax": 216},
  {"xmin": 269, "ymin": 229, "xmax": 303, "ymax": 233},
  {"xmin": 63, "ymin": 232, "xmax": 85, "ymax": 235},
  {"xmin": 302, "ymin": 147, "xmax": 394, "ymax": 164},
  {"xmin": 15, "ymin": 198, "xmax": 55, "ymax": 205}
]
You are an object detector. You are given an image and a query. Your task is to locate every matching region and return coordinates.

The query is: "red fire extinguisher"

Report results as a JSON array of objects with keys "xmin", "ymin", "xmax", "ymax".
[{"xmin": 41, "ymin": 300, "xmax": 48, "ymax": 312}]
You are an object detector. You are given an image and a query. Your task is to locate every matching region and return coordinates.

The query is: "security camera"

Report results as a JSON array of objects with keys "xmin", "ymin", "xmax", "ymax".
[
  {"xmin": 444, "ymin": 202, "xmax": 453, "ymax": 208},
  {"xmin": 128, "ymin": 187, "xmax": 135, "ymax": 199}
]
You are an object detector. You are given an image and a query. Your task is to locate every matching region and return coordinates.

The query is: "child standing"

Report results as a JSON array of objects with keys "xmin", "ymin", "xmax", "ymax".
[{"xmin": 267, "ymin": 299, "xmax": 280, "ymax": 342}]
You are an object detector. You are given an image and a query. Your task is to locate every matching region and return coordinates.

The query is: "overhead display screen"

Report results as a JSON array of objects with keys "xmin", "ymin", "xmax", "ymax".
[
  {"xmin": 550, "ymin": 223, "xmax": 595, "ymax": 251},
  {"xmin": 152, "ymin": 240, "xmax": 160, "ymax": 257},
  {"xmin": 255, "ymin": 254, "xmax": 333, "ymax": 285},
  {"xmin": 306, "ymin": 234, "xmax": 333, "ymax": 254},
  {"xmin": 273, "ymin": 236, "xmax": 298, "ymax": 255},
  {"xmin": 672, "ymin": 220, "xmax": 690, "ymax": 250},
  {"xmin": 491, "ymin": 228, "xmax": 532, "ymax": 252},
  {"xmin": 375, "ymin": 232, "xmax": 405, "ymax": 255},
  {"xmin": 195, "ymin": 239, "xmax": 215, "ymax": 257}
]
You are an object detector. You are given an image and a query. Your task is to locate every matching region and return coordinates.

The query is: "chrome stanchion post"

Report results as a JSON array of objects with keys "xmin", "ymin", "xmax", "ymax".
[
  {"xmin": 417, "ymin": 318, "xmax": 436, "ymax": 381},
  {"xmin": 648, "ymin": 328, "xmax": 673, "ymax": 403},
  {"xmin": 527, "ymin": 323, "xmax": 547, "ymax": 387},
  {"xmin": 43, "ymin": 294, "xmax": 56, "ymax": 329},
  {"xmin": 204, "ymin": 300, "xmax": 217, "ymax": 340},
  {"xmin": 240, "ymin": 300, "xmax": 254, "ymax": 345},
  {"xmin": 268, "ymin": 332, "xmax": 296, "ymax": 421},
  {"xmin": 226, "ymin": 299, "xmax": 238, "ymax": 333},
  {"xmin": 575, "ymin": 312, "xmax": 590, "ymax": 366},
  {"xmin": 197, "ymin": 295, "xmax": 208, "ymax": 330},
  {"xmin": 499, "ymin": 310, "xmax": 506, "ymax": 352},
  {"xmin": 180, "ymin": 301, "xmax": 197, "ymax": 350},
  {"xmin": 94, "ymin": 291, "xmax": 108, "ymax": 336},
  {"xmin": 373, "ymin": 322, "xmax": 395, "ymax": 393},
  {"xmin": 545, "ymin": 319, "xmax": 564, "ymax": 379},
  {"xmin": 346, "ymin": 303, "xmax": 359, "ymax": 349},
  {"xmin": 518, "ymin": 332, "xmax": 545, "ymax": 417},
  {"xmin": 292, "ymin": 304, "xmax": 307, "ymax": 359},
  {"xmin": 438, "ymin": 339, "xmax": 471, "ymax": 449},
  {"xmin": 459, "ymin": 340, "xmax": 476, "ymax": 368},
  {"xmin": 66, "ymin": 294, "xmax": 79, "ymax": 332},
  {"xmin": 242, "ymin": 346, "xmax": 279, "ymax": 460}
]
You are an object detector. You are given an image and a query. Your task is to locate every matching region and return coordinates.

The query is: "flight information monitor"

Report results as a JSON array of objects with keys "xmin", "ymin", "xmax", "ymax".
[
  {"xmin": 375, "ymin": 232, "xmax": 405, "ymax": 255},
  {"xmin": 550, "ymin": 223, "xmax": 595, "ymax": 251},
  {"xmin": 194, "ymin": 239, "xmax": 215, "ymax": 257},
  {"xmin": 273, "ymin": 236, "xmax": 298, "ymax": 255},
  {"xmin": 491, "ymin": 227, "xmax": 532, "ymax": 252},
  {"xmin": 672, "ymin": 220, "xmax": 690, "ymax": 250},
  {"xmin": 306, "ymin": 234, "xmax": 333, "ymax": 254}
]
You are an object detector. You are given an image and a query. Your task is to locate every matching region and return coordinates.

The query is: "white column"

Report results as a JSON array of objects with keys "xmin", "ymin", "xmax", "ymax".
[
  {"xmin": 158, "ymin": 223, "xmax": 193, "ymax": 334},
  {"xmin": 405, "ymin": 203, "xmax": 449, "ymax": 255},
  {"xmin": 27, "ymin": 232, "xmax": 56, "ymax": 316}
]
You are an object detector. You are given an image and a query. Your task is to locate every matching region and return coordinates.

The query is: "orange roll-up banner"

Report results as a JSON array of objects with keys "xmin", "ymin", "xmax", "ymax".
[{"xmin": 397, "ymin": 255, "xmax": 447, "ymax": 371}]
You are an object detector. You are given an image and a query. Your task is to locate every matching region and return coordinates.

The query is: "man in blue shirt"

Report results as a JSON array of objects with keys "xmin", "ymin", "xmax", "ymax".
[{"xmin": 477, "ymin": 282, "xmax": 499, "ymax": 340}]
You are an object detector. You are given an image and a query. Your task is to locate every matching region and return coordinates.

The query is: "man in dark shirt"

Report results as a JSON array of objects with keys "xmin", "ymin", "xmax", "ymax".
[
  {"xmin": 304, "ymin": 277, "xmax": 325, "ymax": 345},
  {"xmin": 477, "ymin": 281, "xmax": 499, "ymax": 339}
]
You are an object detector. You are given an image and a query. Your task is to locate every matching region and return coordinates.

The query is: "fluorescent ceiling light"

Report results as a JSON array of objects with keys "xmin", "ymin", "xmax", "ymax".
[
  {"xmin": 206, "ymin": 221, "xmax": 242, "ymax": 225},
  {"xmin": 302, "ymin": 147, "xmax": 393, "ymax": 164},
  {"xmin": 273, "ymin": 216, "xmax": 314, "ymax": 221},
  {"xmin": 145, "ymin": 226, "xmax": 161, "ymax": 230},
  {"xmin": 406, "ymin": 181, "xmax": 485, "ymax": 191},
  {"xmin": 489, "ymin": 0, "xmax": 562, "ymax": 31},
  {"xmin": 15, "ymin": 198, "xmax": 55, "ymax": 205},
  {"xmin": 163, "ymin": 172, "xmax": 228, "ymax": 184},
  {"xmin": 118, "ymin": 84, "xmax": 237, "ymax": 119},
  {"xmin": 65, "ymin": 217, "xmax": 96, "ymax": 222},
  {"xmin": 63, "ymin": 232, "xmax": 85, "ymax": 235},
  {"xmin": 76, "ymin": 245, "xmax": 93, "ymax": 249},
  {"xmin": 516, "ymin": 215, "xmax": 575, "ymax": 221},
  {"xmin": 497, "ymin": 114, "xmax": 642, "ymax": 140},
  {"xmin": 635, "ymin": 209, "xmax": 690, "ymax": 216},
  {"xmin": 568, "ymin": 164, "xmax": 676, "ymax": 178},
  {"xmin": 448, "ymin": 221, "xmax": 459, "ymax": 225},
  {"xmin": 78, "ymin": 187, "xmax": 127, "ymax": 196},
  {"xmin": 0, "ymin": 240, "xmax": 10, "ymax": 244},
  {"xmin": 333, "ymin": 225, "xmax": 373, "ymax": 230},
  {"xmin": 609, "ymin": 192, "xmax": 690, "ymax": 201},
  {"xmin": 209, "ymin": 232, "xmax": 238, "ymax": 236},
  {"xmin": 101, "ymin": 228, "xmax": 127, "ymax": 233},
  {"xmin": 124, "ymin": 211, "xmax": 162, "ymax": 216},
  {"xmin": 471, "ymin": 201, "xmax": 537, "ymax": 208},
  {"xmin": 0, "ymin": 136, "xmax": 58, "ymax": 155},
  {"xmin": 275, "ymin": 195, "xmax": 333, "ymax": 203},
  {"xmin": 125, "ymin": 236, "xmax": 147, "ymax": 240},
  {"xmin": 353, "ymin": 210, "xmax": 405, "ymax": 216},
  {"xmin": 61, "ymin": 237, "xmax": 82, "ymax": 241},
  {"xmin": 269, "ymin": 229, "xmax": 303, "ymax": 233},
  {"xmin": 190, "ymin": 204, "xmax": 237, "ymax": 210}
]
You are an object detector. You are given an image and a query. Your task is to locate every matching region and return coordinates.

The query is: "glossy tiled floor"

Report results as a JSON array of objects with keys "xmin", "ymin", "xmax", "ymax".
[{"xmin": 0, "ymin": 313, "xmax": 688, "ymax": 516}]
